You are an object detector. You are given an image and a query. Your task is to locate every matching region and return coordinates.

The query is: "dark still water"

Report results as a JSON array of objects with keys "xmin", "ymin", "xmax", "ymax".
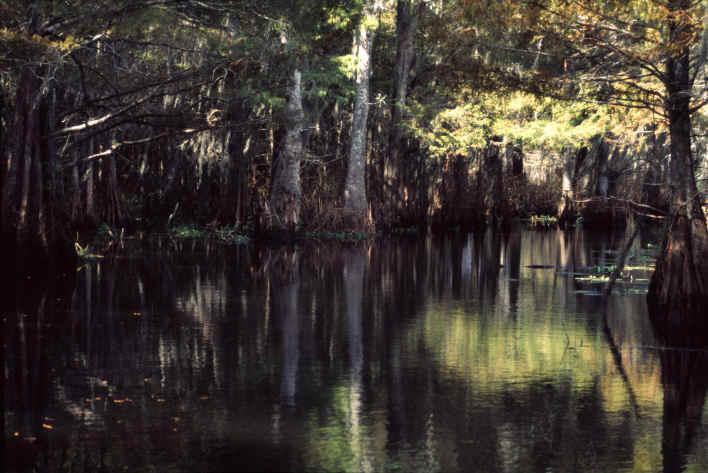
[{"xmin": 5, "ymin": 228, "xmax": 708, "ymax": 472}]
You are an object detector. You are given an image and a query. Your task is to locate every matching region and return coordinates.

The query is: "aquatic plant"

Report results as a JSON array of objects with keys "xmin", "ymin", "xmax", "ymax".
[
  {"xmin": 214, "ymin": 225, "xmax": 249, "ymax": 244},
  {"xmin": 528, "ymin": 215, "xmax": 558, "ymax": 227},
  {"xmin": 302, "ymin": 231, "xmax": 371, "ymax": 242},
  {"xmin": 171, "ymin": 224, "xmax": 204, "ymax": 238},
  {"xmin": 391, "ymin": 226, "xmax": 418, "ymax": 235},
  {"xmin": 74, "ymin": 242, "xmax": 104, "ymax": 259}
]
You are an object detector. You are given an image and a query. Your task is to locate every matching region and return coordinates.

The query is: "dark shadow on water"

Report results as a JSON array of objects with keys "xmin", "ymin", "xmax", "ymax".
[
  {"xmin": 3, "ymin": 261, "xmax": 75, "ymax": 473},
  {"xmin": 649, "ymin": 307, "xmax": 708, "ymax": 473},
  {"xmin": 5, "ymin": 230, "xmax": 708, "ymax": 472}
]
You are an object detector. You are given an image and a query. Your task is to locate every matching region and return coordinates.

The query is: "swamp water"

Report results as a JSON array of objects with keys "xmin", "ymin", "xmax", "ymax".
[{"xmin": 4, "ymin": 228, "xmax": 708, "ymax": 472}]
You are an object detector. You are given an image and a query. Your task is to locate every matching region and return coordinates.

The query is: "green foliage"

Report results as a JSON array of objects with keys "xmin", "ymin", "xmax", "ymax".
[
  {"xmin": 168, "ymin": 223, "xmax": 249, "ymax": 243},
  {"xmin": 171, "ymin": 224, "xmax": 204, "ymax": 239},
  {"xmin": 96, "ymin": 222, "xmax": 115, "ymax": 240},
  {"xmin": 302, "ymin": 231, "xmax": 371, "ymax": 241},
  {"xmin": 403, "ymin": 97, "xmax": 492, "ymax": 157},
  {"xmin": 528, "ymin": 215, "xmax": 558, "ymax": 227},
  {"xmin": 213, "ymin": 225, "xmax": 249, "ymax": 244},
  {"xmin": 490, "ymin": 93, "xmax": 613, "ymax": 150},
  {"xmin": 391, "ymin": 226, "xmax": 418, "ymax": 235},
  {"xmin": 74, "ymin": 242, "xmax": 104, "ymax": 259},
  {"xmin": 3, "ymin": 0, "xmax": 689, "ymax": 242},
  {"xmin": 302, "ymin": 57, "xmax": 356, "ymax": 104},
  {"xmin": 403, "ymin": 89, "xmax": 620, "ymax": 160}
]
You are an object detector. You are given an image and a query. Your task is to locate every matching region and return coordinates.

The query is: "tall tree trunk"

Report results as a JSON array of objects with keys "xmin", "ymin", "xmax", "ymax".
[
  {"xmin": 268, "ymin": 69, "xmax": 304, "ymax": 233},
  {"xmin": 477, "ymin": 138, "xmax": 504, "ymax": 224},
  {"xmin": 649, "ymin": 0, "xmax": 708, "ymax": 317},
  {"xmin": 558, "ymin": 147, "xmax": 586, "ymax": 228},
  {"xmin": 85, "ymin": 138, "xmax": 96, "ymax": 226},
  {"xmin": 343, "ymin": 248, "xmax": 366, "ymax": 468},
  {"xmin": 106, "ymin": 154, "xmax": 122, "ymax": 226},
  {"xmin": 384, "ymin": 0, "xmax": 419, "ymax": 222},
  {"xmin": 70, "ymin": 150, "xmax": 81, "ymax": 222},
  {"xmin": 344, "ymin": 3, "xmax": 378, "ymax": 215},
  {"xmin": 594, "ymin": 140, "xmax": 609, "ymax": 198},
  {"xmin": 0, "ymin": 87, "xmax": 6, "ymax": 230},
  {"xmin": 1, "ymin": 66, "xmax": 50, "ymax": 254}
]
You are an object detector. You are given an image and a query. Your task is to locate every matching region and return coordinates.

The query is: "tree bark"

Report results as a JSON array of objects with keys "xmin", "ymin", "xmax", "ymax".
[
  {"xmin": 1, "ymin": 66, "xmax": 50, "ymax": 253},
  {"xmin": 384, "ymin": 0, "xmax": 419, "ymax": 221},
  {"xmin": 479, "ymin": 138, "xmax": 504, "ymax": 223},
  {"xmin": 106, "ymin": 153, "xmax": 122, "ymax": 226},
  {"xmin": 268, "ymin": 68, "xmax": 304, "ymax": 233},
  {"xmin": 85, "ymin": 138, "xmax": 96, "ymax": 225},
  {"xmin": 594, "ymin": 140, "xmax": 609, "ymax": 198},
  {"xmin": 648, "ymin": 0, "xmax": 708, "ymax": 317},
  {"xmin": 344, "ymin": 4, "xmax": 378, "ymax": 215},
  {"xmin": 558, "ymin": 147, "xmax": 586, "ymax": 228}
]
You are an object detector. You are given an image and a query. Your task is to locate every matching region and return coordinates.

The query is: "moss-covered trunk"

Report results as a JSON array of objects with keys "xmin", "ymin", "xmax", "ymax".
[
  {"xmin": 648, "ymin": 105, "xmax": 708, "ymax": 316},
  {"xmin": 268, "ymin": 69, "xmax": 304, "ymax": 233},
  {"xmin": 344, "ymin": 4, "xmax": 377, "ymax": 218},
  {"xmin": 648, "ymin": 5, "xmax": 708, "ymax": 318}
]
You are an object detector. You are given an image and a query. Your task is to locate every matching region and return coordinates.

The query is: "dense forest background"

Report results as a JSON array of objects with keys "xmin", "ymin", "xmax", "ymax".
[{"xmin": 2, "ymin": 1, "xmax": 708, "ymax": 312}]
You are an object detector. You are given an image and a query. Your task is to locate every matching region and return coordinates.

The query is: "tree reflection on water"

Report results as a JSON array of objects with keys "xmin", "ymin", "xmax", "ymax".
[{"xmin": 3, "ymin": 229, "xmax": 708, "ymax": 472}]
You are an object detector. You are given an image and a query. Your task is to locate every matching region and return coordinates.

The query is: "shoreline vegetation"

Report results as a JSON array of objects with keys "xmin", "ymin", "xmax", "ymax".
[
  {"xmin": 68, "ymin": 220, "xmax": 661, "ymax": 301},
  {"xmin": 3, "ymin": 1, "xmax": 708, "ymax": 317}
]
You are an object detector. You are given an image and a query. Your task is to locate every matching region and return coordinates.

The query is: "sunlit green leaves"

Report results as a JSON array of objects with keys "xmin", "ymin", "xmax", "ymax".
[{"xmin": 403, "ymin": 98, "xmax": 492, "ymax": 157}]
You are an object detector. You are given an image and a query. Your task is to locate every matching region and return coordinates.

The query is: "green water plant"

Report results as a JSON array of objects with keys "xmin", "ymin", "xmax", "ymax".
[
  {"xmin": 528, "ymin": 215, "xmax": 558, "ymax": 227},
  {"xmin": 391, "ymin": 226, "xmax": 418, "ymax": 235},
  {"xmin": 214, "ymin": 225, "xmax": 249, "ymax": 244},
  {"xmin": 171, "ymin": 224, "xmax": 204, "ymax": 238},
  {"xmin": 74, "ymin": 242, "xmax": 104, "ymax": 259},
  {"xmin": 302, "ymin": 231, "xmax": 370, "ymax": 242}
]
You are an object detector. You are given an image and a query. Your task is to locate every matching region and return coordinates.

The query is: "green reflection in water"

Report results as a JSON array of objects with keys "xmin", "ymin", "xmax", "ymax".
[{"xmin": 5, "ymin": 229, "xmax": 708, "ymax": 473}]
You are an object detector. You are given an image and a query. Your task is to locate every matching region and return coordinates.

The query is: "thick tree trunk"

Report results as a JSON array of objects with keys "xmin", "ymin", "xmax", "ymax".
[
  {"xmin": 344, "ymin": 5, "xmax": 378, "ymax": 215},
  {"xmin": 383, "ymin": 0, "xmax": 419, "ymax": 222},
  {"xmin": 649, "ymin": 1, "xmax": 708, "ymax": 318},
  {"xmin": 505, "ymin": 143, "xmax": 524, "ymax": 178},
  {"xmin": 479, "ymin": 138, "xmax": 504, "ymax": 223},
  {"xmin": 594, "ymin": 140, "xmax": 609, "ymax": 198},
  {"xmin": 268, "ymin": 69, "xmax": 304, "ymax": 233},
  {"xmin": 558, "ymin": 147, "xmax": 586, "ymax": 228}
]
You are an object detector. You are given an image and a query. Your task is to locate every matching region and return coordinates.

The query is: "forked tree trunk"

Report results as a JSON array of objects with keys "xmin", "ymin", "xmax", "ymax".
[
  {"xmin": 648, "ymin": 3, "xmax": 708, "ymax": 318},
  {"xmin": 268, "ymin": 68, "xmax": 304, "ymax": 233}
]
